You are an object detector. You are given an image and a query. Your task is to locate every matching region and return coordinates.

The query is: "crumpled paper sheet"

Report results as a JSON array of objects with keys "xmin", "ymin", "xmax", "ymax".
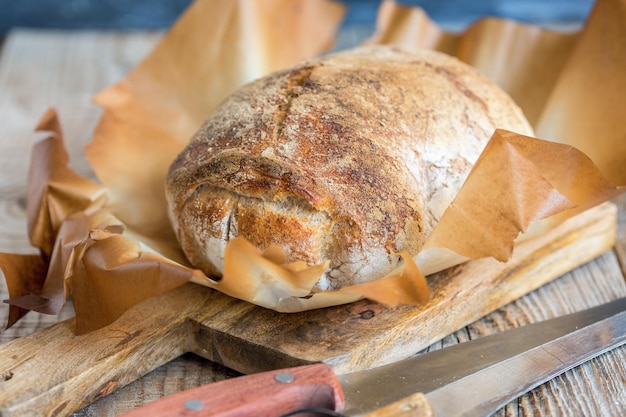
[{"xmin": 2, "ymin": 0, "xmax": 625, "ymax": 334}]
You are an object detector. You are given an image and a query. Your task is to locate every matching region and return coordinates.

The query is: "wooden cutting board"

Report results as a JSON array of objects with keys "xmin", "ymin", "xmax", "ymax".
[{"xmin": 0, "ymin": 202, "xmax": 617, "ymax": 417}]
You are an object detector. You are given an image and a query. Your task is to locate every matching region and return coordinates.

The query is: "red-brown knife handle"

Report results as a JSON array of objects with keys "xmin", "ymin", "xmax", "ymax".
[{"xmin": 118, "ymin": 363, "xmax": 344, "ymax": 417}]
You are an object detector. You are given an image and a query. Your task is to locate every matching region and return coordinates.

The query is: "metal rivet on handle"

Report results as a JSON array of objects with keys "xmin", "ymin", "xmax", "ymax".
[
  {"xmin": 274, "ymin": 372, "xmax": 295, "ymax": 384},
  {"xmin": 184, "ymin": 399, "xmax": 205, "ymax": 411}
]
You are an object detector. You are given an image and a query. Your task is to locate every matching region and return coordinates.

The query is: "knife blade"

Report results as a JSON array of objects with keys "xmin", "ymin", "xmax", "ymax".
[{"xmin": 117, "ymin": 297, "xmax": 626, "ymax": 417}]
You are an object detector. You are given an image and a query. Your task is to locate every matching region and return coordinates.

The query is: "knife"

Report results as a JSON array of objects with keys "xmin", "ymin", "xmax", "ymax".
[{"xmin": 118, "ymin": 297, "xmax": 626, "ymax": 417}]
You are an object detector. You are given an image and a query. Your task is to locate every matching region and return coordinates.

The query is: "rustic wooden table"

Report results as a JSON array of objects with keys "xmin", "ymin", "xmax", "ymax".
[{"xmin": 0, "ymin": 29, "xmax": 625, "ymax": 416}]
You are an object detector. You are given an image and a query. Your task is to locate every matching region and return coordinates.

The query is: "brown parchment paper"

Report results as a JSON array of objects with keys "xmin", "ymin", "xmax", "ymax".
[{"xmin": 2, "ymin": 0, "xmax": 626, "ymax": 333}]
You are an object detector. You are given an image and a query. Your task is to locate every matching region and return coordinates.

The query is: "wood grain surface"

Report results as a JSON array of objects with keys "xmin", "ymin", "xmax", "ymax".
[{"xmin": 0, "ymin": 30, "xmax": 625, "ymax": 417}]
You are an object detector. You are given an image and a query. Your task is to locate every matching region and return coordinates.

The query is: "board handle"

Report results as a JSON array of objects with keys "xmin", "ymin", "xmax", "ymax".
[
  {"xmin": 0, "ymin": 284, "xmax": 205, "ymax": 417},
  {"xmin": 117, "ymin": 363, "xmax": 344, "ymax": 417}
]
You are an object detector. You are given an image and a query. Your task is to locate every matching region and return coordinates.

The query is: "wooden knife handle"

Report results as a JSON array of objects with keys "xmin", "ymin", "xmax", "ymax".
[{"xmin": 117, "ymin": 363, "xmax": 344, "ymax": 417}]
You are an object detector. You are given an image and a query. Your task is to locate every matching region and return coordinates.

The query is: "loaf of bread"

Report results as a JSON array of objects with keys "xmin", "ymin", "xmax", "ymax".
[{"xmin": 165, "ymin": 45, "xmax": 533, "ymax": 291}]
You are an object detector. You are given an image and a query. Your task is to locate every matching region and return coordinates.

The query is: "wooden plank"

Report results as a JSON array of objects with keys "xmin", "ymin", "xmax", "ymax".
[
  {"xmin": 492, "ymin": 252, "xmax": 626, "ymax": 417},
  {"xmin": 0, "ymin": 30, "xmax": 624, "ymax": 417}
]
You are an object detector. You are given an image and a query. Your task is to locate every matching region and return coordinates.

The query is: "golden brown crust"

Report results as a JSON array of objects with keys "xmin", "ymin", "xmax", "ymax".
[{"xmin": 165, "ymin": 45, "xmax": 533, "ymax": 289}]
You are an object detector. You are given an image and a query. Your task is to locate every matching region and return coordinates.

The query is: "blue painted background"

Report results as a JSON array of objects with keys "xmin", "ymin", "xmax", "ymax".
[{"xmin": 0, "ymin": 0, "xmax": 595, "ymax": 34}]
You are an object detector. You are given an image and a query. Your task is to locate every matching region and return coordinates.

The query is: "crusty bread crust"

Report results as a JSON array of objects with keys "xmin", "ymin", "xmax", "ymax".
[{"xmin": 165, "ymin": 45, "xmax": 533, "ymax": 289}]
